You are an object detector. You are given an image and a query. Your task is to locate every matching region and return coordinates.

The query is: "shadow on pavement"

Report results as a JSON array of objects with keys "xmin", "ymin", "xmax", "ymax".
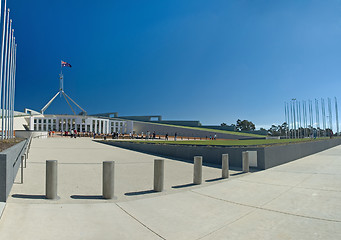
[
  {"xmin": 11, "ymin": 194, "xmax": 46, "ymax": 199},
  {"xmin": 70, "ymin": 195, "xmax": 104, "ymax": 200},
  {"xmin": 205, "ymin": 177, "xmax": 224, "ymax": 182},
  {"xmin": 230, "ymin": 172, "xmax": 247, "ymax": 176},
  {"xmin": 125, "ymin": 190, "xmax": 156, "ymax": 196},
  {"xmin": 172, "ymin": 183, "xmax": 196, "ymax": 189}
]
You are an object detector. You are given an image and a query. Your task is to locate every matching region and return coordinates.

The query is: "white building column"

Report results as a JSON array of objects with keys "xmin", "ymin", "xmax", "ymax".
[{"xmin": 29, "ymin": 117, "xmax": 34, "ymax": 130}]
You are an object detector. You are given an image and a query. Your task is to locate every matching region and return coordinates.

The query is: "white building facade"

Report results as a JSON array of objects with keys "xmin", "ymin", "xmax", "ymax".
[{"xmin": 29, "ymin": 114, "xmax": 133, "ymax": 134}]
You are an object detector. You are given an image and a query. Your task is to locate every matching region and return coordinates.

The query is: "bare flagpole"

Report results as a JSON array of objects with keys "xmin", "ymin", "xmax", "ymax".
[
  {"xmin": 335, "ymin": 97, "xmax": 339, "ymax": 135},
  {"xmin": 1, "ymin": 8, "xmax": 8, "ymax": 139},
  {"xmin": 0, "ymin": 0, "xmax": 6, "ymax": 137},
  {"xmin": 9, "ymin": 35, "xmax": 13, "ymax": 138},
  {"xmin": 11, "ymin": 40, "xmax": 16, "ymax": 138},
  {"xmin": 4, "ymin": 22, "xmax": 11, "ymax": 139}
]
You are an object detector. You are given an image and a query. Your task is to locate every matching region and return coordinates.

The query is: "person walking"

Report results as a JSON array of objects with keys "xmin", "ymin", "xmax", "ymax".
[{"xmin": 174, "ymin": 132, "xmax": 177, "ymax": 141}]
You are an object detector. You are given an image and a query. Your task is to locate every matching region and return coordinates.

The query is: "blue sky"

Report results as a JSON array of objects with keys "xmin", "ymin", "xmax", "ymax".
[{"xmin": 7, "ymin": 0, "xmax": 341, "ymax": 128}]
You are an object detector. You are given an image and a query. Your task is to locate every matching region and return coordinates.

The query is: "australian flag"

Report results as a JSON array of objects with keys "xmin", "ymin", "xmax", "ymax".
[{"xmin": 61, "ymin": 60, "xmax": 72, "ymax": 68}]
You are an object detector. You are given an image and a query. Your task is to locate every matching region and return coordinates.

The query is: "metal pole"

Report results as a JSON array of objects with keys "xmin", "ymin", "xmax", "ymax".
[
  {"xmin": 284, "ymin": 102, "xmax": 288, "ymax": 138},
  {"xmin": 298, "ymin": 101, "xmax": 301, "ymax": 138},
  {"xmin": 285, "ymin": 103, "xmax": 290, "ymax": 138},
  {"xmin": 292, "ymin": 98, "xmax": 297, "ymax": 138},
  {"xmin": 299, "ymin": 101, "xmax": 302, "ymax": 138},
  {"xmin": 1, "ymin": 9, "xmax": 9, "ymax": 139},
  {"xmin": 310, "ymin": 100, "xmax": 313, "ymax": 136},
  {"xmin": 314, "ymin": 99, "xmax": 317, "ymax": 137},
  {"xmin": 328, "ymin": 98, "xmax": 333, "ymax": 132},
  {"xmin": 0, "ymin": 0, "xmax": 6, "ymax": 138},
  {"xmin": 321, "ymin": 98, "xmax": 326, "ymax": 136},
  {"xmin": 290, "ymin": 101, "xmax": 294, "ymax": 138},
  {"xmin": 335, "ymin": 97, "xmax": 339, "ymax": 135},
  {"xmin": 4, "ymin": 19, "xmax": 11, "ymax": 139},
  {"xmin": 8, "ymin": 31, "xmax": 13, "ymax": 138},
  {"xmin": 303, "ymin": 101, "xmax": 307, "ymax": 137},
  {"xmin": 10, "ymin": 39, "xmax": 15, "ymax": 138},
  {"xmin": 12, "ymin": 43, "xmax": 16, "ymax": 137}
]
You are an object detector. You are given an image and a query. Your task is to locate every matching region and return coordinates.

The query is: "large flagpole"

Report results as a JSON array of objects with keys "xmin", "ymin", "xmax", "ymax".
[
  {"xmin": 1, "ymin": 9, "xmax": 9, "ymax": 139},
  {"xmin": 0, "ymin": 0, "xmax": 6, "ymax": 137},
  {"xmin": 9, "ymin": 34, "xmax": 13, "ymax": 138},
  {"xmin": 4, "ymin": 21, "xmax": 12, "ymax": 139},
  {"xmin": 11, "ymin": 42, "xmax": 16, "ymax": 138},
  {"xmin": 8, "ymin": 30, "xmax": 13, "ymax": 138}
]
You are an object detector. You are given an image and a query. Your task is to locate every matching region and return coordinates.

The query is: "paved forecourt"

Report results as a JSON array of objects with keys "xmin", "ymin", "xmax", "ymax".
[{"xmin": 0, "ymin": 137, "xmax": 340, "ymax": 239}]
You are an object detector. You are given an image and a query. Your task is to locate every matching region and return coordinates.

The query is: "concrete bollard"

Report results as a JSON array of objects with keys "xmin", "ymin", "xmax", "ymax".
[
  {"xmin": 21, "ymin": 155, "xmax": 24, "ymax": 184},
  {"xmin": 193, "ymin": 156, "xmax": 203, "ymax": 184},
  {"xmin": 24, "ymin": 154, "xmax": 27, "ymax": 168},
  {"xmin": 222, "ymin": 154, "xmax": 229, "ymax": 178},
  {"xmin": 242, "ymin": 151, "xmax": 249, "ymax": 173},
  {"xmin": 46, "ymin": 160, "xmax": 58, "ymax": 199},
  {"xmin": 154, "ymin": 159, "xmax": 164, "ymax": 192},
  {"xmin": 103, "ymin": 161, "xmax": 115, "ymax": 199}
]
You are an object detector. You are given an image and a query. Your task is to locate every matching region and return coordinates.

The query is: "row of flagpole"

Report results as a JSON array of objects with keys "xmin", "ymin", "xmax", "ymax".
[
  {"xmin": 285, "ymin": 97, "xmax": 339, "ymax": 139},
  {"xmin": 0, "ymin": 0, "xmax": 17, "ymax": 139}
]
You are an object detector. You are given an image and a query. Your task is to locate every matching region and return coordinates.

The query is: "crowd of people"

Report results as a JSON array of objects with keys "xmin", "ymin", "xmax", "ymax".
[{"xmin": 48, "ymin": 130, "xmax": 218, "ymax": 141}]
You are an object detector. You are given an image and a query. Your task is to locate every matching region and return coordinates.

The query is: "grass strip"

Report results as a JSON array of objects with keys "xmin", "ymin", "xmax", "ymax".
[{"xmin": 109, "ymin": 137, "xmax": 332, "ymax": 147}]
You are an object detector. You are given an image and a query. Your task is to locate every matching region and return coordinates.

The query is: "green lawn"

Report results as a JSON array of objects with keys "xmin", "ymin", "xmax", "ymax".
[
  {"xmin": 112, "ymin": 137, "xmax": 332, "ymax": 147},
  {"xmin": 142, "ymin": 121, "xmax": 265, "ymax": 138}
]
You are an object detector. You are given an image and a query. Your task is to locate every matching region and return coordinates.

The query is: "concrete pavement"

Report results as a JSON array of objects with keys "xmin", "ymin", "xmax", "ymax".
[{"xmin": 0, "ymin": 137, "xmax": 340, "ymax": 239}]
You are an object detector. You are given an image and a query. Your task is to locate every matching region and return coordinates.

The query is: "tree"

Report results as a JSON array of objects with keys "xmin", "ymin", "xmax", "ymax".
[
  {"xmin": 236, "ymin": 119, "xmax": 256, "ymax": 131},
  {"xmin": 221, "ymin": 123, "xmax": 227, "ymax": 126}
]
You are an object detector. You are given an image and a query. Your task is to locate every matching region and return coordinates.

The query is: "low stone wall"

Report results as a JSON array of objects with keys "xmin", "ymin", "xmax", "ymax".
[
  {"xmin": 262, "ymin": 138, "xmax": 341, "ymax": 169},
  {"xmin": 15, "ymin": 130, "xmax": 48, "ymax": 139},
  {"xmin": 0, "ymin": 139, "xmax": 29, "ymax": 202},
  {"xmin": 99, "ymin": 138, "xmax": 341, "ymax": 170}
]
